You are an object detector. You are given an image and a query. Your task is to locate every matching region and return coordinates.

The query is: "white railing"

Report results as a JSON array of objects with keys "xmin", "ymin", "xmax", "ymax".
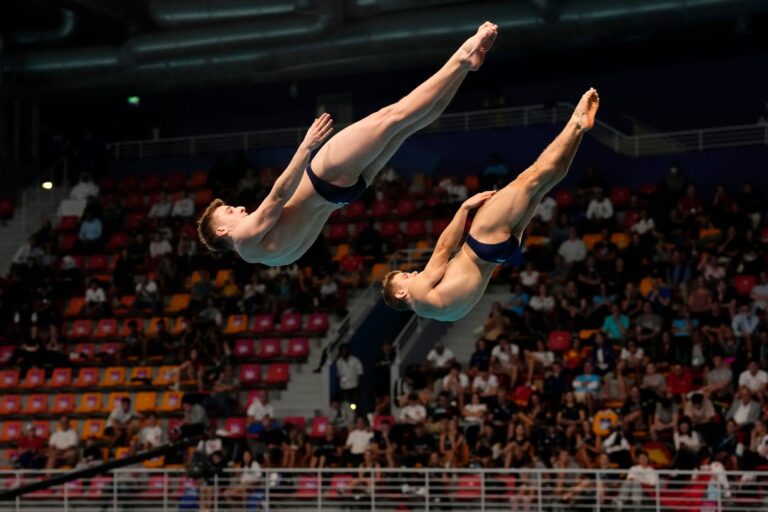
[
  {"xmin": 0, "ymin": 466, "xmax": 761, "ymax": 511},
  {"xmin": 107, "ymin": 103, "xmax": 768, "ymax": 160}
]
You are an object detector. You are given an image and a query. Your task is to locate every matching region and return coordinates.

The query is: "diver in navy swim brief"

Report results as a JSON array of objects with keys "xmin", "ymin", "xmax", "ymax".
[{"xmin": 382, "ymin": 88, "xmax": 600, "ymax": 321}]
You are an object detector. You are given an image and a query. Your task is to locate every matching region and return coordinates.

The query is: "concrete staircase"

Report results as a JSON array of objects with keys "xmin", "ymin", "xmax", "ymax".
[
  {"xmin": 438, "ymin": 286, "xmax": 509, "ymax": 365},
  {"xmin": 0, "ymin": 185, "xmax": 70, "ymax": 276},
  {"xmin": 270, "ymin": 337, "xmax": 327, "ymax": 418}
]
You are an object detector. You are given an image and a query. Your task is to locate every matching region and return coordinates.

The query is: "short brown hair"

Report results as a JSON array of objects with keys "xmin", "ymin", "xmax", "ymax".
[
  {"xmin": 381, "ymin": 270, "xmax": 411, "ymax": 311},
  {"xmin": 197, "ymin": 198, "xmax": 231, "ymax": 252}
]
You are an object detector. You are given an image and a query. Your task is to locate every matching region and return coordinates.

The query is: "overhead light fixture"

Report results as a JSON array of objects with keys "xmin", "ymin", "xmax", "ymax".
[{"xmin": 42, "ymin": 181, "xmax": 53, "ymax": 190}]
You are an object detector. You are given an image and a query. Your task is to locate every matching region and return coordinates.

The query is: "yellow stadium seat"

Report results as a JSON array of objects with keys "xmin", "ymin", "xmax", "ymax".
[
  {"xmin": 82, "ymin": 419, "xmax": 105, "ymax": 440},
  {"xmin": 158, "ymin": 391, "xmax": 183, "ymax": 412},
  {"xmin": 134, "ymin": 392, "xmax": 158, "ymax": 413},
  {"xmin": 171, "ymin": 316, "xmax": 188, "ymax": 336},
  {"xmin": 223, "ymin": 314, "xmax": 248, "ymax": 335},
  {"xmin": 77, "ymin": 393, "xmax": 103, "ymax": 414},
  {"xmin": 100, "ymin": 367, "xmax": 126, "ymax": 387},
  {"xmin": 579, "ymin": 329, "xmax": 600, "ymax": 340},
  {"xmin": 524, "ymin": 236, "xmax": 549, "ymax": 248},
  {"xmin": 128, "ymin": 367, "xmax": 154, "ymax": 385}
]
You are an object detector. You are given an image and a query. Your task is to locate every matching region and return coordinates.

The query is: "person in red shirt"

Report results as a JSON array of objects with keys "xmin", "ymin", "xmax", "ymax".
[
  {"xmin": 14, "ymin": 425, "xmax": 46, "ymax": 469},
  {"xmin": 667, "ymin": 363, "xmax": 693, "ymax": 397}
]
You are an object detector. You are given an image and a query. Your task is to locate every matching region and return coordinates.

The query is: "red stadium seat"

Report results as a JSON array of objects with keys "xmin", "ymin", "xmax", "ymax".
[
  {"xmin": 0, "ymin": 369, "xmax": 19, "ymax": 390},
  {"xmin": 31, "ymin": 420, "xmax": 49, "ymax": 439},
  {"xmin": 342, "ymin": 201, "xmax": 365, "ymax": 219},
  {"xmin": 85, "ymin": 476, "xmax": 112, "ymax": 498},
  {"xmin": 239, "ymin": 364, "xmax": 261, "ymax": 385},
  {"xmin": 224, "ymin": 418, "xmax": 247, "ymax": 438},
  {"xmin": 23, "ymin": 394, "xmax": 48, "ymax": 414},
  {"xmin": 0, "ymin": 346, "xmax": 14, "ymax": 365},
  {"xmin": 373, "ymin": 415, "xmax": 396, "ymax": 430},
  {"xmin": 431, "ymin": 218, "xmax": 450, "ymax": 237},
  {"xmin": 21, "ymin": 368, "xmax": 46, "ymax": 388},
  {"xmin": 310, "ymin": 416, "xmax": 329, "ymax": 438},
  {"xmin": 394, "ymin": 199, "xmax": 417, "ymax": 217},
  {"xmin": 51, "ymin": 394, "xmax": 76, "ymax": 414},
  {"xmin": 624, "ymin": 210, "xmax": 641, "ymax": 229},
  {"xmin": 610, "ymin": 186, "xmax": 632, "ymax": 208},
  {"xmin": 59, "ymin": 233, "xmax": 77, "ymax": 252},
  {"xmin": 513, "ymin": 386, "xmax": 534, "ymax": 407},
  {"xmin": 349, "ymin": 222, "xmax": 368, "ymax": 239},
  {"xmin": 279, "ymin": 312, "xmax": 301, "ymax": 333},
  {"xmin": 187, "ymin": 170, "xmax": 208, "ymax": 189},
  {"xmin": 251, "ymin": 314, "xmax": 274, "ymax": 334},
  {"xmin": 99, "ymin": 343, "xmax": 122, "ymax": 359},
  {"xmin": 123, "ymin": 193, "xmax": 144, "ymax": 210},
  {"xmin": 243, "ymin": 390, "xmax": 268, "ymax": 411},
  {"xmin": 68, "ymin": 320, "xmax": 93, "ymax": 339},
  {"xmin": 141, "ymin": 475, "xmax": 166, "ymax": 498},
  {"xmin": 283, "ymin": 416, "xmax": 307, "ymax": 431},
  {"xmin": 105, "ymin": 233, "xmax": 129, "ymax": 251},
  {"xmin": 294, "ymin": 475, "xmax": 320, "ymax": 498},
  {"xmin": 306, "ymin": 313, "xmax": 328, "ymax": 333},
  {"xmin": 50, "ymin": 368, "xmax": 72, "ymax": 388},
  {"xmin": 58, "ymin": 216, "xmax": 79, "ymax": 232},
  {"xmin": 194, "ymin": 189, "xmax": 213, "ymax": 207},
  {"xmin": 141, "ymin": 174, "xmax": 162, "ymax": 192},
  {"xmin": 165, "ymin": 173, "xmax": 186, "ymax": 191},
  {"xmin": 119, "ymin": 176, "xmax": 140, "ymax": 192},
  {"xmin": 94, "ymin": 318, "xmax": 118, "ymax": 338},
  {"xmin": 406, "ymin": 219, "xmax": 426, "ymax": 237},
  {"xmin": 0, "ymin": 422, "xmax": 22, "ymax": 442},
  {"xmin": 286, "ymin": 338, "xmax": 309, "ymax": 359},
  {"xmin": 371, "ymin": 200, "xmax": 391, "ymax": 218},
  {"xmin": 734, "ymin": 275, "xmax": 757, "ymax": 296},
  {"xmin": 87, "ymin": 254, "xmax": 109, "ymax": 272},
  {"xmin": 0, "ymin": 395, "xmax": 21, "ymax": 415},
  {"xmin": 464, "ymin": 175, "xmax": 480, "ymax": 193},
  {"xmin": 75, "ymin": 368, "xmax": 100, "ymax": 388},
  {"xmin": 124, "ymin": 212, "xmax": 143, "ymax": 230},
  {"xmin": 326, "ymin": 474, "xmax": 354, "ymax": 497},
  {"xmin": 73, "ymin": 343, "xmax": 96, "ymax": 362},
  {"xmin": 327, "ymin": 223, "xmax": 349, "ymax": 242},
  {"xmin": 258, "ymin": 338, "xmax": 282, "ymax": 359},
  {"xmin": 547, "ymin": 331, "xmax": 571, "ymax": 352},
  {"xmin": 454, "ymin": 475, "xmax": 482, "ymax": 498},
  {"xmin": 264, "ymin": 364, "xmax": 289, "ymax": 385},
  {"xmin": 0, "ymin": 198, "xmax": 14, "ymax": 220},
  {"xmin": 379, "ymin": 220, "xmax": 400, "ymax": 238},
  {"xmin": 65, "ymin": 298, "xmax": 85, "ymax": 317},
  {"xmin": 100, "ymin": 177, "xmax": 117, "ymax": 193},
  {"xmin": 554, "ymin": 189, "xmax": 574, "ymax": 210},
  {"xmin": 234, "ymin": 339, "xmax": 256, "ymax": 358}
]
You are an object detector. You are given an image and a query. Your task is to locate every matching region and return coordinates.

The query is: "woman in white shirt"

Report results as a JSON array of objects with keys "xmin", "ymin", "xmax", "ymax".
[
  {"xmin": 529, "ymin": 284, "xmax": 555, "ymax": 313},
  {"xmin": 462, "ymin": 393, "xmax": 487, "ymax": 426},
  {"xmin": 673, "ymin": 418, "xmax": 702, "ymax": 469},
  {"xmin": 519, "ymin": 262, "xmax": 540, "ymax": 290},
  {"xmin": 224, "ymin": 450, "xmax": 262, "ymax": 507}
]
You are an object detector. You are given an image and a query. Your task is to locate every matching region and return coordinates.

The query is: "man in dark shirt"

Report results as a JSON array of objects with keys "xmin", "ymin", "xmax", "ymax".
[
  {"xmin": 403, "ymin": 424, "xmax": 435, "ymax": 467},
  {"xmin": 260, "ymin": 417, "xmax": 286, "ymax": 465},
  {"xmin": 429, "ymin": 392, "xmax": 458, "ymax": 422},
  {"xmin": 543, "ymin": 361, "xmax": 569, "ymax": 405},
  {"xmin": 488, "ymin": 388, "xmax": 518, "ymax": 434}
]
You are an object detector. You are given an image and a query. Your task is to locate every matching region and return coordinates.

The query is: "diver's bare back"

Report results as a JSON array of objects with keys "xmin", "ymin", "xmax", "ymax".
[
  {"xmin": 234, "ymin": 177, "xmax": 337, "ymax": 266},
  {"xmin": 411, "ymin": 244, "xmax": 497, "ymax": 321}
]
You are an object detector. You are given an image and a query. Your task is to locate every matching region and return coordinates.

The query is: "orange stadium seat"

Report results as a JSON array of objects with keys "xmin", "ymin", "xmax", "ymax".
[
  {"xmin": 50, "ymin": 368, "xmax": 72, "ymax": 388},
  {"xmin": 94, "ymin": 318, "xmax": 118, "ymax": 338},
  {"xmin": 223, "ymin": 314, "xmax": 248, "ymax": 335},
  {"xmin": 699, "ymin": 228, "xmax": 722, "ymax": 241},
  {"xmin": 332, "ymin": 243, "xmax": 350, "ymax": 262},
  {"xmin": 239, "ymin": 365, "xmax": 261, "ymax": 385},
  {"xmin": 145, "ymin": 317, "xmax": 169, "ymax": 336},
  {"xmin": 0, "ymin": 396, "xmax": 20, "ymax": 415},
  {"xmin": 22, "ymin": 368, "xmax": 46, "ymax": 388},
  {"xmin": 106, "ymin": 393, "xmax": 130, "ymax": 412},
  {"xmin": 73, "ymin": 343, "xmax": 96, "ymax": 362},
  {"xmin": 77, "ymin": 393, "xmax": 103, "ymax": 414},
  {"xmin": 215, "ymin": 270, "xmax": 233, "ymax": 288},
  {"xmin": 251, "ymin": 314, "xmax": 274, "ymax": 334},
  {"xmin": 582, "ymin": 233, "xmax": 602, "ymax": 251},
  {"xmin": 68, "ymin": 320, "xmax": 93, "ymax": 339},
  {"xmin": 0, "ymin": 422, "xmax": 22, "ymax": 442},
  {"xmin": 258, "ymin": 338, "xmax": 281, "ymax": 359},
  {"xmin": 75, "ymin": 367, "xmax": 100, "ymax": 388},
  {"xmin": 264, "ymin": 364, "xmax": 289, "ymax": 386},
  {"xmin": 279, "ymin": 312, "xmax": 301, "ymax": 333},
  {"xmin": 64, "ymin": 298, "xmax": 85, "ymax": 317},
  {"xmin": 158, "ymin": 391, "xmax": 183, "ymax": 412},
  {"xmin": 101, "ymin": 367, "xmax": 126, "ymax": 387},
  {"xmin": 23, "ymin": 394, "xmax": 48, "ymax": 414},
  {"xmin": 99, "ymin": 342, "xmax": 122, "ymax": 359},
  {"xmin": 306, "ymin": 313, "xmax": 328, "ymax": 333},
  {"xmin": 369, "ymin": 263, "xmax": 391, "ymax": 283},
  {"xmin": 166, "ymin": 294, "xmax": 190, "ymax": 314},
  {"xmin": 187, "ymin": 170, "xmax": 208, "ymax": 189},
  {"xmin": 611, "ymin": 232, "xmax": 631, "ymax": 250},
  {"xmin": 51, "ymin": 394, "xmax": 75, "ymax": 414},
  {"xmin": 0, "ymin": 369, "xmax": 19, "ymax": 390},
  {"xmin": 134, "ymin": 392, "xmax": 157, "ymax": 413},
  {"xmin": 194, "ymin": 189, "xmax": 213, "ymax": 207},
  {"xmin": 234, "ymin": 339, "xmax": 255, "ymax": 358},
  {"xmin": 152, "ymin": 367, "xmax": 177, "ymax": 387},
  {"xmin": 286, "ymin": 338, "xmax": 309, "ymax": 359},
  {"xmin": 129, "ymin": 367, "xmax": 154, "ymax": 385},
  {"xmin": 119, "ymin": 318, "xmax": 142, "ymax": 337},
  {"xmin": 171, "ymin": 316, "xmax": 188, "ymax": 336}
]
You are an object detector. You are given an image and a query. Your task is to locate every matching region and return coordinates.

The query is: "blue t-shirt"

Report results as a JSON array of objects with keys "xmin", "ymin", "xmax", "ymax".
[
  {"xmin": 602, "ymin": 314, "xmax": 629, "ymax": 339},
  {"xmin": 672, "ymin": 318, "xmax": 699, "ymax": 337}
]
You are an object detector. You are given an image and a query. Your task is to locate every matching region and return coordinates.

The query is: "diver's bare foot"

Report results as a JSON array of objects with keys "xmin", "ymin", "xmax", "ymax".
[
  {"xmin": 572, "ymin": 88, "xmax": 600, "ymax": 131},
  {"xmin": 459, "ymin": 22, "xmax": 498, "ymax": 71}
]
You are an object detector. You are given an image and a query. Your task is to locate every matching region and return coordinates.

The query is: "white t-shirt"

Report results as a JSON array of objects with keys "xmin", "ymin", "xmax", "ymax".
[
  {"xmin": 442, "ymin": 372, "xmax": 469, "ymax": 390},
  {"xmin": 627, "ymin": 465, "xmax": 658, "ymax": 487},
  {"xmin": 246, "ymin": 399, "xmax": 274, "ymax": 422},
  {"xmin": 558, "ymin": 239, "xmax": 587, "ymax": 264},
  {"xmin": 240, "ymin": 461, "xmax": 262, "ymax": 484},
  {"xmin": 149, "ymin": 239, "xmax": 173, "ymax": 258},
  {"xmin": 319, "ymin": 281, "xmax": 339, "ymax": 297},
  {"xmin": 520, "ymin": 270, "xmax": 540, "ymax": 288},
  {"xmin": 738, "ymin": 370, "xmax": 768, "ymax": 393},
  {"xmin": 535, "ymin": 197, "xmax": 557, "ymax": 223},
  {"xmin": 586, "ymin": 198, "xmax": 614, "ymax": 220},
  {"xmin": 751, "ymin": 283, "xmax": 768, "ymax": 310},
  {"xmin": 148, "ymin": 201, "xmax": 172, "ymax": 219},
  {"xmin": 345, "ymin": 429, "xmax": 374, "ymax": 454},
  {"xmin": 337, "ymin": 356, "xmax": 364, "ymax": 390},
  {"xmin": 70, "ymin": 182, "xmax": 99, "ymax": 200},
  {"xmin": 463, "ymin": 403, "xmax": 487, "ymax": 424},
  {"xmin": 50, "ymin": 429, "xmax": 78, "ymax": 450},
  {"xmin": 491, "ymin": 344, "xmax": 519, "ymax": 369},
  {"xmin": 400, "ymin": 404, "xmax": 427, "ymax": 423},
  {"xmin": 136, "ymin": 280, "xmax": 159, "ymax": 295},
  {"xmin": 529, "ymin": 295, "xmax": 555, "ymax": 312},
  {"xmin": 631, "ymin": 218, "xmax": 655, "ymax": 235},
  {"xmin": 139, "ymin": 425, "xmax": 165, "ymax": 447},
  {"xmin": 426, "ymin": 348, "xmax": 455, "ymax": 368},
  {"xmin": 472, "ymin": 374, "xmax": 499, "ymax": 394},
  {"xmin": 620, "ymin": 347, "xmax": 645, "ymax": 363},
  {"xmin": 172, "ymin": 198, "xmax": 195, "ymax": 217},
  {"xmin": 108, "ymin": 406, "xmax": 138, "ymax": 427},
  {"xmin": 85, "ymin": 287, "xmax": 106, "ymax": 304}
]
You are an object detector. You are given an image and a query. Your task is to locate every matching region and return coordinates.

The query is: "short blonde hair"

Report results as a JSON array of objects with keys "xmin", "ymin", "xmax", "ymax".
[
  {"xmin": 381, "ymin": 270, "xmax": 411, "ymax": 311},
  {"xmin": 197, "ymin": 198, "xmax": 231, "ymax": 252}
]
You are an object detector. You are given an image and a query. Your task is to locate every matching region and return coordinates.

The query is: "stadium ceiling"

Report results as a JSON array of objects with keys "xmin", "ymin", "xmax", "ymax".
[{"xmin": 0, "ymin": 0, "xmax": 765, "ymax": 93}]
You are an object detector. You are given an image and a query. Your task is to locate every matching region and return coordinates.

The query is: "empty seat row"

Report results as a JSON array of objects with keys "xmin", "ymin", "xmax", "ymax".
[
  {"xmin": 233, "ymin": 337, "xmax": 309, "ymax": 359},
  {"xmin": 0, "ymin": 390, "xmax": 183, "ymax": 417}
]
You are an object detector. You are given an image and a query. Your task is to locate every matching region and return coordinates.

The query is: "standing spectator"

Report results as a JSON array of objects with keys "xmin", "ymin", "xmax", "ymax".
[
  {"xmin": 336, "ymin": 344, "xmax": 363, "ymax": 407},
  {"xmin": 558, "ymin": 228, "xmax": 587, "ymax": 265},
  {"xmin": 585, "ymin": 188, "xmax": 614, "ymax": 225},
  {"xmin": 148, "ymin": 232, "xmax": 173, "ymax": 259},
  {"xmin": 171, "ymin": 190, "xmax": 195, "ymax": 218},
  {"xmin": 107, "ymin": 397, "xmax": 142, "ymax": 448},
  {"xmin": 46, "ymin": 416, "xmax": 79, "ymax": 469},
  {"xmin": 84, "ymin": 279, "xmax": 107, "ymax": 317}
]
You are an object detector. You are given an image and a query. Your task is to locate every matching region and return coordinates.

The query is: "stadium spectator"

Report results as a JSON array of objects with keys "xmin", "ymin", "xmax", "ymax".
[
  {"xmin": 13, "ymin": 425, "xmax": 46, "ymax": 469},
  {"xmin": 136, "ymin": 413, "xmax": 167, "ymax": 451},
  {"xmin": 223, "ymin": 450, "xmax": 262, "ymax": 508},
  {"xmin": 247, "ymin": 392, "xmax": 274, "ymax": 427},
  {"xmin": 424, "ymin": 342, "xmax": 456, "ymax": 379},
  {"xmin": 148, "ymin": 192, "xmax": 172, "ymax": 219},
  {"xmin": 149, "ymin": 232, "xmax": 173, "ymax": 259},
  {"xmin": 585, "ymin": 188, "xmax": 614, "ymax": 224},
  {"xmin": 46, "ymin": 416, "xmax": 79, "ymax": 469},
  {"xmin": 344, "ymin": 417, "xmax": 374, "ymax": 466},
  {"xmin": 77, "ymin": 211, "xmax": 103, "ymax": 251},
  {"xmin": 70, "ymin": 173, "xmax": 99, "ymax": 200},
  {"xmin": 558, "ymin": 227, "xmax": 587, "ymax": 265},
  {"xmin": 131, "ymin": 274, "xmax": 162, "ymax": 315},
  {"xmin": 179, "ymin": 397, "xmax": 209, "ymax": 438},
  {"xmin": 171, "ymin": 190, "xmax": 195, "ymax": 217},
  {"xmin": 203, "ymin": 363, "xmax": 240, "ymax": 416},
  {"xmin": 107, "ymin": 397, "xmax": 142, "ymax": 448},
  {"xmin": 738, "ymin": 360, "xmax": 768, "ymax": 397},
  {"xmin": 614, "ymin": 451, "xmax": 658, "ymax": 510},
  {"xmin": 726, "ymin": 386, "xmax": 761, "ymax": 427},
  {"xmin": 84, "ymin": 278, "xmax": 107, "ymax": 317},
  {"xmin": 335, "ymin": 344, "xmax": 363, "ymax": 407}
]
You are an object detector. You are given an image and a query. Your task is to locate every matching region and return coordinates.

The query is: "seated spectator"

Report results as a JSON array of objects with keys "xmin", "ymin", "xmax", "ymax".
[
  {"xmin": 491, "ymin": 335, "xmax": 519, "ymax": 380},
  {"xmin": 148, "ymin": 192, "xmax": 172, "ymax": 219},
  {"xmin": 503, "ymin": 284, "xmax": 530, "ymax": 318},
  {"xmin": 78, "ymin": 211, "xmax": 103, "ymax": 251},
  {"xmin": 46, "ymin": 416, "xmax": 79, "ymax": 469},
  {"xmin": 424, "ymin": 342, "xmax": 456, "ymax": 380},
  {"xmin": 726, "ymin": 386, "xmax": 761, "ymax": 428},
  {"xmin": 472, "ymin": 366, "xmax": 499, "ymax": 399},
  {"xmin": 441, "ymin": 363, "xmax": 469, "ymax": 400},
  {"xmin": 614, "ymin": 451, "xmax": 658, "ymax": 510},
  {"xmin": 702, "ymin": 354, "xmax": 733, "ymax": 401},
  {"xmin": 650, "ymin": 396, "xmax": 677, "ymax": 441},
  {"xmin": 462, "ymin": 392, "xmax": 488, "ymax": 427},
  {"xmin": 178, "ymin": 397, "xmax": 209, "ymax": 438},
  {"xmin": 585, "ymin": 188, "xmax": 614, "ymax": 225},
  {"xmin": 131, "ymin": 274, "xmax": 162, "ymax": 315},
  {"xmin": 573, "ymin": 361, "xmax": 601, "ymax": 409},
  {"xmin": 732, "ymin": 304, "xmax": 760, "ymax": 341},
  {"xmin": 519, "ymin": 262, "xmax": 540, "ymax": 291},
  {"xmin": 529, "ymin": 284, "xmax": 555, "ymax": 313},
  {"xmin": 328, "ymin": 399, "xmax": 353, "ymax": 431},
  {"xmin": 171, "ymin": 190, "xmax": 195, "ymax": 217},
  {"xmin": 84, "ymin": 279, "xmax": 107, "ymax": 317},
  {"xmin": 404, "ymin": 423, "xmax": 437, "ymax": 467},
  {"xmin": 13, "ymin": 424, "xmax": 46, "ymax": 469},
  {"xmin": 136, "ymin": 413, "xmax": 166, "ymax": 451},
  {"xmin": 203, "ymin": 363, "xmax": 240, "ymax": 417},
  {"xmin": 525, "ymin": 339, "xmax": 555, "ymax": 383},
  {"xmin": 400, "ymin": 393, "xmax": 427, "ymax": 425},
  {"xmin": 620, "ymin": 386, "xmax": 647, "ymax": 433},
  {"xmin": 602, "ymin": 425, "xmax": 632, "ymax": 468},
  {"xmin": 149, "ymin": 232, "xmax": 173, "ymax": 259},
  {"xmin": 751, "ymin": 271, "xmax": 768, "ymax": 312},
  {"xmin": 198, "ymin": 297, "xmax": 224, "ymax": 328},
  {"xmin": 557, "ymin": 391, "xmax": 586, "ymax": 432},
  {"xmin": 246, "ymin": 393, "xmax": 274, "ymax": 430},
  {"xmin": 635, "ymin": 301, "xmax": 663, "ymax": 344},
  {"xmin": 667, "ymin": 363, "xmax": 693, "ymax": 397},
  {"xmin": 70, "ymin": 172, "xmax": 99, "ymax": 200},
  {"xmin": 640, "ymin": 363, "xmax": 667, "ymax": 399},
  {"xmin": 310, "ymin": 426, "xmax": 342, "ymax": 468},
  {"xmin": 318, "ymin": 275, "xmax": 340, "ymax": 309},
  {"xmin": 738, "ymin": 360, "xmax": 768, "ymax": 397},
  {"xmin": 107, "ymin": 397, "xmax": 142, "ymax": 449},
  {"xmin": 558, "ymin": 227, "xmax": 587, "ymax": 265},
  {"xmin": 619, "ymin": 339, "xmax": 644, "ymax": 370},
  {"xmin": 700, "ymin": 301, "xmax": 730, "ymax": 342},
  {"xmin": 259, "ymin": 417, "xmax": 286, "ymax": 465},
  {"xmin": 671, "ymin": 305, "xmax": 698, "ymax": 339},
  {"xmin": 344, "ymin": 417, "xmax": 374, "ymax": 466},
  {"xmin": 78, "ymin": 438, "xmax": 104, "ymax": 468},
  {"xmin": 223, "ymin": 450, "xmax": 262, "ymax": 508},
  {"xmin": 11, "ymin": 236, "xmax": 43, "ymax": 269},
  {"xmin": 602, "ymin": 304, "xmax": 630, "ymax": 341},
  {"xmin": 673, "ymin": 418, "xmax": 702, "ymax": 469},
  {"xmin": 591, "ymin": 333, "xmax": 615, "ymax": 373}
]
